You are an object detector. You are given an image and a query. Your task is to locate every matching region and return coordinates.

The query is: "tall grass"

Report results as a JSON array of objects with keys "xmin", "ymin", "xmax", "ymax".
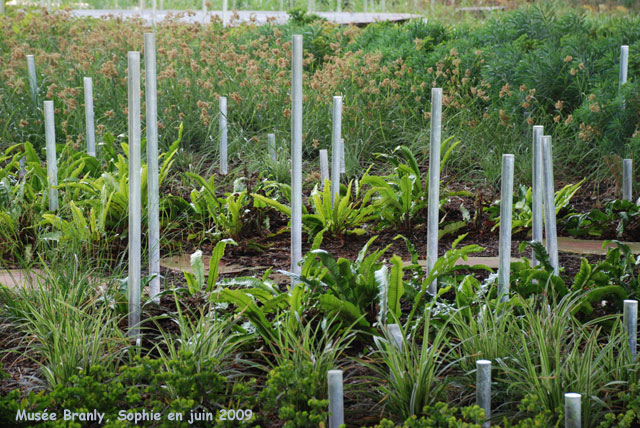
[{"xmin": 0, "ymin": 252, "xmax": 128, "ymax": 388}]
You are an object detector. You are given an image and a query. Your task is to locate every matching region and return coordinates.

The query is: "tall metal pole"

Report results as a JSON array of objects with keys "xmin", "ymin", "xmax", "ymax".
[
  {"xmin": 291, "ymin": 35, "xmax": 303, "ymax": 281},
  {"xmin": 319, "ymin": 149, "xmax": 329, "ymax": 189},
  {"xmin": 623, "ymin": 159, "xmax": 632, "ymax": 202},
  {"xmin": 532, "ymin": 125, "xmax": 543, "ymax": 266},
  {"xmin": 26, "ymin": 55, "xmax": 37, "ymax": 107},
  {"xmin": 331, "ymin": 96, "xmax": 342, "ymax": 206},
  {"xmin": 145, "ymin": 33, "xmax": 160, "ymax": 304},
  {"xmin": 128, "ymin": 51, "xmax": 142, "ymax": 343},
  {"xmin": 542, "ymin": 136, "xmax": 559, "ymax": 275},
  {"xmin": 219, "ymin": 96, "xmax": 228, "ymax": 175},
  {"xmin": 44, "ymin": 100, "xmax": 58, "ymax": 212},
  {"xmin": 476, "ymin": 360, "xmax": 491, "ymax": 428},
  {"xmin": 268, "ymin": 133, "xmax": 276, "ymax": 162},
  {"xmin": 426, "ymin": 88, "xmax": 442, "ymax": 296},
  {"xmin": 327, "ymin": 370, "xmax": 344, "ymax": 428},
  {"xmin": 498, "ymin": 154, "xmax": 514, "ymax": 301},
  {"xmin": 564, "ymin": 393, "xmax": 581, "ymax": 428},
  {"xmin": 624, "ymin": 299, "xmax": 637, "ymax": 358},
  {"xmin": 83, "ymin": 77, "xmax": 96, "ymax": 157}
]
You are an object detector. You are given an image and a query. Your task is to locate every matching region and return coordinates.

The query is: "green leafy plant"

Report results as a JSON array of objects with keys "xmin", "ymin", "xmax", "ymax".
[
  {"xmin": 564, "ymin": 199, "xmax": 640, "ymax": 240},
  {"xmin": 488, "ymin": 180, "xmax": 583, "ymax": 233},
  {"xmin": 292, "ymin": 236, "xmax": 402, "ymax": 330},
  {"xmin": 362, "ymin": 140, "xmax": 470, "ymax": 231},
  {"xmin": 371, "ymin": 403, "xmax": 485, "ymax": 428},
  {"xmin": 512, "ymin": 241, "xmax": 630, "ymax": 315},
  {"xmin": 259, "ymin": 313, "xmax": 354, "ymax": 428},
  {"xmin": 361, "ymin": 306, "xmax": 453, "ymax": 422},
  {"xmin": 182, "ymin": 238, "xmax": 237, "ymax": 295},
  {"xmin": 305, "ymin": 178, "xmax": 376, "ymax": 243}
]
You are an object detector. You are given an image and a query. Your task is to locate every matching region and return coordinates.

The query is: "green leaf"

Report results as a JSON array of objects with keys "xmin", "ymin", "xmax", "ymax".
[
  {"xmin": 387, "ymin": 255, "xmax": 404, "ymax": 321},
  {"xmin": 318, "ymin": 294, "xmax": 370, "ymax": 328},
  {"xmin": 206, "ymin": 239, "xmax": 237, "ymax": 291}
]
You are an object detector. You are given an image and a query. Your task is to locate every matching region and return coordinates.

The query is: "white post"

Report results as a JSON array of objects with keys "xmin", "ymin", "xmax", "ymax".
[
  {"xmin": 337, "ymin": 0, "xmax": 341, "ymax": 13},
  {"xmin": 542, "ymin": 136, "xmax": 559, "ymax": 275},
  {"xmin": 426, "ymin": 88, "xmax": 442, "ymax": 296},
  {"xmin": 532, "ymin": 125, "xmax": 543, "ymax": 266},
  {"xmin": 26, "ymin": 55, "xmax": 37, "ymax": 107},
  {"xmin": 624, "ymin": 299, "xmax": 637, "ymax": 358},
  {"xmin": 139, "ymin": 0, "xmax": 144, "ymax": 13},
  {"xmin": 152, "ymin": 0, "xmax": 157, "ymax": 25},
  {"xmin": 222, "ymin": 0, "xmax": 228, "ymax": 27},
  {"xmin": 620, "ymin": 45, "xmax": 629, "ymax": 91},
  {"xmin": 564, "ymin": 393, "xmax": 581, "ymax": 428},
  {"xmin": 498, "ymin": 154, "xmax": 514, "ymax": 301},
  {"xmin": 202, "ymin": 0, "xmax": 207, "ymax": 23},
  {"xmin": 327, "ymin": 370, "xmax": 344, "ymax": 428},
  {"xmin": 0, "ymin": 0, "xmax": 4, "ymax": 16},
  {"xmin": 387, "ymin": 323, "xmax": 403, "ymax": 348},
  {"xmin": 219, "ymin": 96, "xmax": 228, "ymax": 175},
  {"xmin": 476, "ymin": 360, "xmax": 491, "ymax": 428},
  {"xmin": 145, "ymin": 33, "xmax": 161, "ymax": 304},
  {"xmin": 623, "ymin": 159, "xmax": 632, "ymax": 202},
  {"xmin": 319, "ymin": 149, "xmax": 329, "ymax": 189},
  {"xmin": 620, "ymin": 45, "xmax": 629, "ymax": 110},
  {"xmin": 128, "ymin": 51, "xmax": 142, "ymax": 343},
  {"xmin": 43, "ymin": 101, "xmax": 58, "ymax": 212},
  {"xmin": 340, "ymin": 137, "xmax": 345, "ymax": 174},
  {"xmin": 291, "ymin": 35, "xmax": 303, "ymax": 281},
  {"xmin": 83, "ymin": 77, "xmax": 96, "ymax": 157},
  {"xmin": 280, "ymin": 0, "xmax": 284, "ymax": 10},
  {"xmin": 331, "ymin": 96, "xmax": 342, "ymax": 206},
  {"xmin": 268, "ymin": 133, "xmax": 276, "ymax": 162}
]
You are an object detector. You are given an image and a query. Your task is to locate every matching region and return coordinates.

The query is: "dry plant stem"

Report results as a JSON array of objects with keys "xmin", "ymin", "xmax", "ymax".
[
  {"xmin": 564, "ymin": 393, "xmax": 581, "ymax": 428},
  {"xmin": 498, "ymin": 154, "xmax": 514, "ymax": 301},
  {"xmin": 623, "ymin": 159, "xmax": 632, "ymax": 202},
  {"xmin": 542, "ymin": 135, "xmax": 559, "ymax": 275},
  {"xmin": 291, "ymin": 35, "xmax": 303, "ymax": 282},
  {"xmin": 624, "ymin": 299, "xmax": 637, "ymax": 358},
  {"xmin": 83, "ymin": 77, "xmax": 96, "ymax": 157},
  {"xmin": 145, "ymin": 33, "xmax": 161, "ymax": 304},
  {"xmin": 426, "ymin": 88, "xmax": 442, "ymax": 296},
  {"xmin": 331, "ymin": 96, "xmax": 342, "ymax": 206},
  {"xmin": 476, "ymin": 360, "xmax": 491, "ymax": 428},
  {"xmin": 44, "ymin": 100, "xmax": 58, "ymax": 212},
  {"xmin": 532, "ymin": 125, "xmax": 544, "ymax": 266},
  {"xmin": 327, "ymin": 370, "xmax": 344, "ymax": 428},
  {"xmin": 320, "ymin": 149, "xmax": 329, "ymax": 189},
  {"xmin": 219, "ymin": 96, "xmax": 228, "ymax": 175},
  {"xmin": 128, "ymin": 51, "xmax": 142, "ymax": 343}
]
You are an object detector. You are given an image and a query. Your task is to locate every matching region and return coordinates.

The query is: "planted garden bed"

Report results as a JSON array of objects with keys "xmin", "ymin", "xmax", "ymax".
[{"xmin": 0, "ymin": 4, "xmax": 639, "ymax": 428}]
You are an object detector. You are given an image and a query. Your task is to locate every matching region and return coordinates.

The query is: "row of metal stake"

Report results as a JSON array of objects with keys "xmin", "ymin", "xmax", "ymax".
[{"xmin": 25, "ymin": 31, "xmax": 637, "ymax": 426}]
